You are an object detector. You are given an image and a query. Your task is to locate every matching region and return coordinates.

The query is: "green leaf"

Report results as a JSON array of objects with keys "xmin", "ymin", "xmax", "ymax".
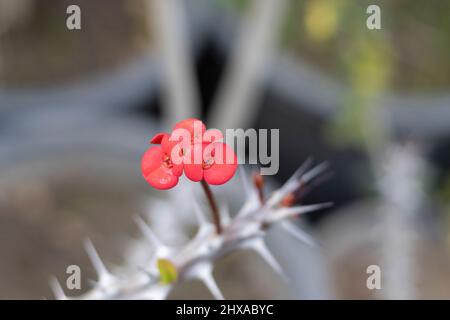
[{"xmin": 157, "ymin": 258, "xmax": 178, "ymax": 285}]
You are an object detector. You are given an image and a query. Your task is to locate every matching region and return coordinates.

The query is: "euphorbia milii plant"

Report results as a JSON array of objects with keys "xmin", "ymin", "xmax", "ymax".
[
  {"xmin": 141, "ymin": 118, "xmax": 238, "ymax": 234},
  {"xmin": 54, "ymin": 123, "xmax": 329, "ymax": 300}
]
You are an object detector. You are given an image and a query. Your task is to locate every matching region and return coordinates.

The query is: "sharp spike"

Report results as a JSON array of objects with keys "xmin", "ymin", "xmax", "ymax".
[
  {"xmin": 236, "ymin": 166, "xmax": 262, "ymax": 218},
  {"xmin": 135, "ymin": 216, "xmax": 174, "ymax": 260},
  {"xmin": 236, "ymin": 194, "xmax": 260, "ymax": 217},
  {"xmin": 185, "ymin": 198, "xmax": 214, "ymax": 253},
  {"xmin": 185, "ymin": 263, "xmax": 224, "ymax": 300},
  {"xmin": 197, "ymin": 269, "xmax": 224, "ymax": 300},
  {"xmin": 300, "ymin": 161, "xmax": 330, "ymax": 184},
  {"xmin": 246, "ymin": 239, "xmax": 286, "ymax": 280},
  {"xmin": 49, "ymin": 276, "xmax": 67, "ymax": 300},
  {"xmin": 177, "ymin": 225, "xmax": 213, "ymax": 263},
  {"xmin": 286, "ymin": 157, "xmax": 313, "ymax": 185},
  {"xmin": 295, "ymin": 171, "xmax": 334, "ymax": 202},
  {"xmin": 234, "ymin": 231, "xmax": 266, "ymax": 248},
  {"xmin": 280, "ymin": 221, "xmax": 318, "ymax": 247},
  {"xmin": 134, "ymin": 215, "xmax": 162, "ymax": 248},
  {"xmin": 273, "ymin": 202, "xmax": 333, "ymax": 221},
  {"xmin": 84, "ymin": 239, "xmax": 111, "ymax": 283},
  {"xmin": 267, "ymin": 160, "xmax": 329, "ymax": 208},
  {"xmin": 277, "ymin": 158, "xmax": 314, "ymax": 196}
]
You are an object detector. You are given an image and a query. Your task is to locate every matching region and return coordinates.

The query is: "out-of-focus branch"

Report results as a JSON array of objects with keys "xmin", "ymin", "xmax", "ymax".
[
  {"xmin": 147, "ymin": 0, "xmax": 200, "ymax": 124},
  {"xmin": 377, "ymin": 144, "xmax": 425, "ymax": 299},
  {"xmin": 209, "ymin": 0, "xmax": 288, "ymax": 130}
]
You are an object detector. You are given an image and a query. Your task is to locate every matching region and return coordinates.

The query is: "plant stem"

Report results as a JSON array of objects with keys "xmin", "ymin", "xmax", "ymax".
[
  {"xmin": 253, "ymin": 173, "xmax": 265, "ymax": 205},
  {"xmin": 200, "ymin": 180, "xmax": 222, "ymax": 234}
]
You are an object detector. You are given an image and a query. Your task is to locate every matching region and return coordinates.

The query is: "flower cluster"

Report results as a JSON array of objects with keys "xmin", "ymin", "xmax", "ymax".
[{"xmin": 141, "ymin": 118, "xmax": 238, "ymax": 189}]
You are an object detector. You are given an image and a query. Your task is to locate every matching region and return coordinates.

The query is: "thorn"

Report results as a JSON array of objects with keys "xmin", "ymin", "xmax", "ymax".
[
  {"xmin": 294, "ymin": 171, "xmax": 334, "ymax": 203},
  {"xmin": 274, "ymin": 202, "xmax": 333, "ymax": 220},
  {"xmin": 236, "ymin": 192, "xmax": 260, "ymax": 218},
  {"xmin": 196, "ymin": 266, "xmax": 224, "ymax": 300},
  {"xmin": 280, "ymin": 221, "xmax": 318, "ymax": 247},
  {"xmin": 49, "ymin": 276, "xmax": 67, "ymax": 300},
  {"xmin": 286, "ymin": 157, "xmax": 313, "ymax": 185},
  {"xmin": 184, "ymin": 263, "xmax": 224, "ymax": 300},
  {"xmin": 301, "ymin": 161, "xmax": 330, "ymax": 184},
  {"xmin": 234, "ymin": 231, "xmax": 266, "ymax": 247},
  {"xmin": 202, "ymin": 273, "xmax": 224, "ymax": 300},
  {"xmin": 135, "ymin": 215, "xmax": 173, "ymax": 259},
  {"xmin": 188, "ymin": 197, "xmax": 215, "ymax": 250},
  {"xmin": 134, "ymin": 215, "xmax": 162, "ymax": 248},
  {"xmin": 83, "ymin": 239, "xmax": 112, "ymax": 284},
  {"xmin": 183, "ymin": 224, "xmax": 214, "ymax": 259},
  {"xmin": 267, "ymin": 160, "xmax": 328, "ymax": 208},
  {"xmin": 245, "ymin": 239, "xmax": 286, "ymax": 281},
  {"xmin": 280, "ymin": 193, "xmax": 296, "ymax": 207}
]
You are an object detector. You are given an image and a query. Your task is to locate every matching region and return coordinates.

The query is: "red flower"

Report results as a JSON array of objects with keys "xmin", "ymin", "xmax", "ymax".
[
  {"xmin": 173, "ymin": 118, "xmax": 206, "ymax": 144},
  {"xmin": 183, "ymin": 141, "xmax": 238, "ymax": 185},
  {"xmin": 180, "ymin": 125, "xmax": 237, "ymax": 185},
  {"xmin": 141, "ymin": 118, "xmax": 238, "ymax": 189},
  {"xmin": 141, "ymin": 133, "xmax": 183, "ymax": 190}
]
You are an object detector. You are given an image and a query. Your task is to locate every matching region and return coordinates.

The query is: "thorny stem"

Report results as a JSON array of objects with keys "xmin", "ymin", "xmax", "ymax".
[
  {"xmin": 280, "ymin": 193, "xmax": 296, "ymax": 207},
  {"xmin": 253, "ymin": 173, "xmax": 270, "ymax": 230},
  {"xmin": 52, "ymin": 161, "xmax": 330, "ymax": 300},
  {"xmin": 281, "ymin": 181, "xmax": 304, "ymax": 207},
  {"xmin": 200, "ymin": 180, "xmax": 222, "ymax": 234}
]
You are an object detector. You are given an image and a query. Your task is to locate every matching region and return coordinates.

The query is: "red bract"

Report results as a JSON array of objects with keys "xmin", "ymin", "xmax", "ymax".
[
  {"xmin": 173, "ymin": 118, "xmax": 206, "ymax": 144},
  {"xmin": 184, "ymin": 141, "xmax": 238, "ymax": 185},
  {"xmin": 141, "ymin": 133, "xmax": 183, "ymax": 190},
  {"xmin": 160, "ymin": 118, "xmax": 208, "ymax": 159},
  {"xmin": 141, "ymin": 118, "xmax": 238, "ymax": 189}
]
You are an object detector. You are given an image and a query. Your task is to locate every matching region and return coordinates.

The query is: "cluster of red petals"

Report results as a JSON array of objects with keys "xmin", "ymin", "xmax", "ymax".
[{"xmin": 141, "ymin": 118, "xmax": 238, "ymax": 190}]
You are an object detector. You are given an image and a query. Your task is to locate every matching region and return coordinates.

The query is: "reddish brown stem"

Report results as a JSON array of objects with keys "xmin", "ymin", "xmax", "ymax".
[
  {"xmin": 200, "ymin": 180, "xmax": 222, "ymax": 234},
  {"xmin": 253, "ymin": 173, "xmax": 265, "ymax": 205}
]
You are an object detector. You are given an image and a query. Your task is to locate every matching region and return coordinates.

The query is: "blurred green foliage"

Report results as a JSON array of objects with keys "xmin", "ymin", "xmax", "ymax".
[
  {"xmin": 282, "ymin": 0, "xmax": 450, "ymax": 91},
  {"xmin": 214, "ymin": 0, "xmax": 250, "ymax": 12},
  {"xmin": 213, "ymin": 0, "xmax": 450, "ymax": 146},
  {"xmin": 218, "ymin": 0, "xmax": 450, "ymax": 90}
]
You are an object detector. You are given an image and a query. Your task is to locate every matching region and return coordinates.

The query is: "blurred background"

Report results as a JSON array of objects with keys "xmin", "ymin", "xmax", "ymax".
[{"xmin": 0, "ymin": 0, "xmax": 450, "ymax": 299}]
